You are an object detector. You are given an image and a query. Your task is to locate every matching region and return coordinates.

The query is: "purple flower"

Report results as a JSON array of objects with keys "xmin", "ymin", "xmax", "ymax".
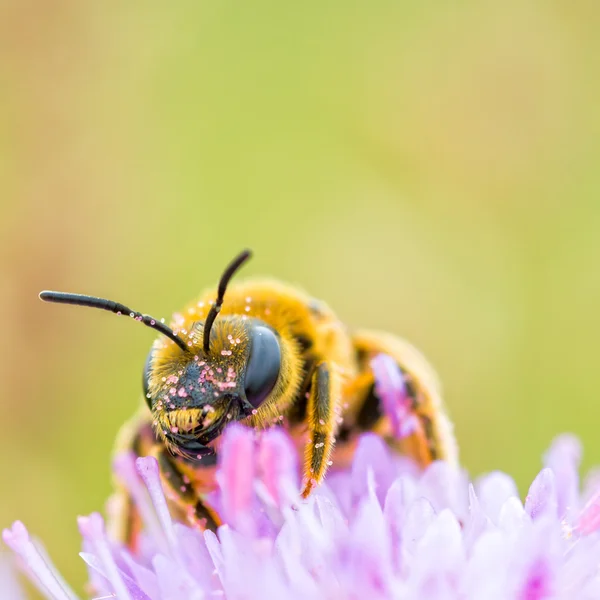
[{"xmin": 4, "ymin": 427, "xmax": 600, "ymax": 599}]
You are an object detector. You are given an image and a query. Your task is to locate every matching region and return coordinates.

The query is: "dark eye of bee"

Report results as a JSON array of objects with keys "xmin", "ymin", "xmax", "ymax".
[
  {"xmin": 244, "ymin": 326, "xmax": 281, "ymax": 408},
  {"xmin": 142, "ymin": 350, "xmax": 153, "ymax": 409}
]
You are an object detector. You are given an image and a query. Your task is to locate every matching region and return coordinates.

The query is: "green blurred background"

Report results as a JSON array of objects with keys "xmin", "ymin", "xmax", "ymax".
[{"xmin": 1, "ymin": 0, "xmax": 600, "ymax": 592}]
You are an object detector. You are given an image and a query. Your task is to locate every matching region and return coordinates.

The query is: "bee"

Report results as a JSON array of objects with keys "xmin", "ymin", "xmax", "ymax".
[{"xmin": 40, "ymin": 249, "xmax": 457, "ymax": 543}]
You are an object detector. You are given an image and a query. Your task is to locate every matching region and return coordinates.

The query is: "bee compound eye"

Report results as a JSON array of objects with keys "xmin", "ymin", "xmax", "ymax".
[
  {"xmin": 142, "ymin": 350, "xmax": 153, "ymax": 408},
  {"xmin": 244, "ymin": 326, "xmax": 281, "ymax": 409}
]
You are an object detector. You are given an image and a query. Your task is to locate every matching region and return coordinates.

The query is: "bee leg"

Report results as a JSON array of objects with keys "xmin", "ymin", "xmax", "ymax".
[
  {"xmin": 107, "ymin": 412, "xmax": 220, "ymax": 546},
  {"xmin": 300, "ymin": 362, "xmax": 341, "ymax": 498},
  {"xmin": 107, "ymin": 415, "xmax": 157, "ymax": 549},
  {"xmin": 349, "ymin": 330, "xmax": 458, "ymax": 467},
  {"xmin": 106, "ymin": 485, "xmax": 143, "ymax": 551},
  {"xmin": 157, "ymin": 449, "xmax": 222, "ymax": 532}
]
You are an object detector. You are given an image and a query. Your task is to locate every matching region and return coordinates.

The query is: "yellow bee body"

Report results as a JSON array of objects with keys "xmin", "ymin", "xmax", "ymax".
[{"xmin": 40, "ymin": 251, "xmax": 457, "ymax": 545}]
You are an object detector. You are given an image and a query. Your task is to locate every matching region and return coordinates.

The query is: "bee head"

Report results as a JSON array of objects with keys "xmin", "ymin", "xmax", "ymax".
[{"xmin": 144, "ymin": 314, "xmax": 282, "ymax": 460}]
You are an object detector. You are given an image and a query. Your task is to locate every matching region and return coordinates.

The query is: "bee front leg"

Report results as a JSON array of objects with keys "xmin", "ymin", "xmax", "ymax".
[
  {"xmin": 157, "ymin": 449, "xmax": 222, "ymax": 532},
  {"xmin": 300, "ymin": 362, "xmax": 341, "ymax": 498},
  {"xmin": 108, "ymin": 413, "xmax": 221, "ymax": 549},
  {"xmin": 107, "ymin": 415, "xmax": 156, "ymax": 549},
  {"xmin": 106, "ymin": 485, "xmax": 142, "ymax": 551}
]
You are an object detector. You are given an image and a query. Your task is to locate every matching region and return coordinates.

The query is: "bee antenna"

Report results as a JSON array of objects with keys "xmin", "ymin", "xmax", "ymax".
[
  {"xmin": 38, "ymin": 291, "xmax": 190, "ymax": 352},
  {"xmin": 203, "ymin": 249, "xmax": 252, "ymax": 352}
]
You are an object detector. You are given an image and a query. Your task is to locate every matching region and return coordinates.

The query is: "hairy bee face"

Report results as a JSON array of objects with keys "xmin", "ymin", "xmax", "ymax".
[{"xmin": 143, "ymin": 316, "xmax": 282, "ymax": 460}]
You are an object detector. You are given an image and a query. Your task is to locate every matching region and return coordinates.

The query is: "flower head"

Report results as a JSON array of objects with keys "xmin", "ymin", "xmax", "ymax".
[{"xmin": 4, "ymin": 427, "xmax": 600, "ymax": 599}]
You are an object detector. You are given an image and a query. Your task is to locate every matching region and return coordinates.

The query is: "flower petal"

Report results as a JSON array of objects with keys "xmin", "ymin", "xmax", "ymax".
[
  {"xmin": 79, "ymin": 552, "xmax": 151, "ymax": 600},
  {"xmin": 257, "ymin": 426, "xmax": 299, "ymax": 508},
  {"xmin": 216, "ymin": 424, "xmax": 257, "ymax": 535},
  {"xmin": 0, "ymin": 555, "xmax": 26, "ymax": 600},
  {"xmin": 351, "ymin": 433, "xmax": 397, "ymax": 508},
  {"xmin": 136, "ymin": 456, "xmax": 178, "ymax": 555},
  {"xmin": 475, "ymin": 471, "xmax": 519, "ymax": 524},
  {"xmin": 409, "ymin": 509, "xmax": 465, "ymax": 598},
  {"xmin": 371, "ymin": 353, "xmax": 419, "ymax": 439},
  {"xmin": 77, "ymin": 513, "xmax": 132, "ymax": 600},
  {"xmin": 113, "ymin": 451, "xmax": 166, "ymax": 547},
  {"xmin": 543, "ymin": 434, "xmax": 582, "ymax": 521},
  {"xmin": 525, "ymin": 468, "xmax": 558, "ymax": 521},
  {"xmin": 2, "ymin": 521, "xmax": 78, "ymax": 600}
]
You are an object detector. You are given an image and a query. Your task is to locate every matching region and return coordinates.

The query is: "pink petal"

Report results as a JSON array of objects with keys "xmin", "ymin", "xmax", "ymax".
[
  {"xmin": 113, "ymin": 452, "xmax": 165, "ymax": 547},
  {"xmin": 258, "ymin": 427, "xmax": 298, "ymax": 508},
  {"xmin": 475, "ymin": 471, "xmax": 519, "ymax": 524},
  {"xmin": 543, "ymin": 434, "xmax": 581, "ymax": 520},
  {"xmin": 77, "ymin": 513, "xmax": 132, "ymax": 600},
  {"xmin": 463, "ymin": 485, "xmax": 491, "ymax": 552},
  {"xmin": 577, "ymin": 488, "xmax": 600, "ymax": 535},
  {"xmin": 0, "ymin": 556, "xmax": 27, "ymax": 600},
  {"xmin": 342, "ymin": 490, "xmax": 392, "ymax": 597},
  {"xmin": 79, "ymin": 552, "xmax": 151, "ymax": 600},
  {"xmin": 371, "ymin": 353, "xmax": 419, "ymax": 439},
  {"xmin": 135, "ymin": 456, "xmax": 178, "ymax": 555},
  {"xmin": 351, "ymin": 433, "xmax": 397, "ymax": 508},
  {"xmin": 2, "ymin": 521, "xmax": 77, "ymax": 600},
  {"xmin": 525, "ymin": 469, "xmax": 558, "ymax": 521},
  {"xmin": 216, "ymin": 424, "xmax": 257, "ymax": 535},
  {"xmin": 520, "ymin": 558, "xmax": 553, "ymax": 600}
]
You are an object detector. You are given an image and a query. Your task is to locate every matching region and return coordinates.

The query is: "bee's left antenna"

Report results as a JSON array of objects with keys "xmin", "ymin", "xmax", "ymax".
[{"xmin": 38, "ymin": 291, "xmax": 190, "ymax": 352}]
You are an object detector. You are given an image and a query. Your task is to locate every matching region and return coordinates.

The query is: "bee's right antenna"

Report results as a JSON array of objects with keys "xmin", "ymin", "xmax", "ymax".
[
  {"xmin": 39, "ymin": 291, "xmax": 190, "ymax": 352},
  {"xmin": 203, "ymin": 249, "xmax": 252, "ymax": 353}
]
